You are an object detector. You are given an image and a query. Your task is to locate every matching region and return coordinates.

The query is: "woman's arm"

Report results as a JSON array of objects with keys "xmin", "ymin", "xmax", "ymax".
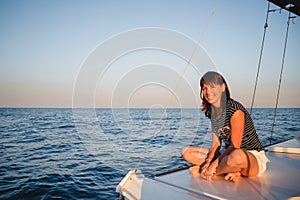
[
  {"xmin": 230, "ymin": 110, "xmax": 244, "ymax": 148},
  {"xmin": 204, "ymin": 110, "xmax": 245, "ymax": 178},
  {"xmin": 207, "ymin": 131, "xmax": 221, "ymax": 160},
  {"xmin": 215, "ymin": 109, "xmax": 245, "ymax": 161},
  {"xmin": 200, "ymin": 130, "xmax": 220, "ymax": 173}
]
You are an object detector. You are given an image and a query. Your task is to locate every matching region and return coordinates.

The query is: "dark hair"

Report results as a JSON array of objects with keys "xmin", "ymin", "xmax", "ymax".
[{"xmin": 200, "ymin": 71, "xmax": 231, "ymax": 119}]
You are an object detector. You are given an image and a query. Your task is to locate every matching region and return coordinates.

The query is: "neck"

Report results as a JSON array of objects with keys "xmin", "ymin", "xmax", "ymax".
[{"xmin": 213, "ymin": 101, "xmax": 221, "ymax": 109}]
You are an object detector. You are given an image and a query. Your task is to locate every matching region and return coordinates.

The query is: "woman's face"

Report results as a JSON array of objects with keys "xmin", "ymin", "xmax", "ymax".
[{"xmin": 202, "ymin": 82, "xmax": 225, "ymax": 108}]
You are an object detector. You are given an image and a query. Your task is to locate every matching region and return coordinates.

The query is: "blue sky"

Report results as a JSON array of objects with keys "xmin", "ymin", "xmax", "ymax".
[{"xmin": 0, "ymin": 0, "xmax": 299, "ymax": 108}]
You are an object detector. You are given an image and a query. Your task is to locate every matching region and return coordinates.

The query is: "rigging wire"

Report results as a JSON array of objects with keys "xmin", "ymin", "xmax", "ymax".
[
  {"xmin": 250, "ymin": 2, "xmax": 270, "ymax": 115},
  {"xmin": 134, "ymin": 0, "xmax": 221, "ymax": 170},
  {"xmin": 164, "ymin": 0, "xmax": 221, "ymax": 111},
  {"xmin": 250, "ymin": 2, "xmax": 297, "ymax": 145},
  {"xmin": 269, "ymin": 11, "xmax": 293, "ymax": 144}
]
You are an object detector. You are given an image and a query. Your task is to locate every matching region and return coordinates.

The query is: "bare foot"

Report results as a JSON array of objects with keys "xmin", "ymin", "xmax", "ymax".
[
  {"xmin": 225, "ymin": 172, "xmax": 241, "ymax": 182},
  {"xmin": 189, "ymin": 166, "xmax": 201, "ymax": 176}
]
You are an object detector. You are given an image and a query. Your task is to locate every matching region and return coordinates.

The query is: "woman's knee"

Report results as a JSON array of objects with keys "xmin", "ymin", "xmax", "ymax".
[
  {"xmin": 227, "ymin": 149, "xmax": 245, "ymax": 166},
  {"xmin": 181, "ymin": 146, "xmax": 208, "ymax": 161},
  {"xmin": 181, "ymin": 146, "xmax": 208, "ymax": 165},
  {"xmin": 181, "ymin": 146, "xmax": 193, "ymax": 159},
  {"xmin": 181, "ymin": 146, "xmax": 189, "ymax": 156},
  {"xmin": 182, "ymin": 146, "xmax": 208, "ymax": 155}
]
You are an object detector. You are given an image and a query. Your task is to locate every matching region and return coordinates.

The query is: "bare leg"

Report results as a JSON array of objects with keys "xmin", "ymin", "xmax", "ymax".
[
  {"xmin": 189, "ymin": 166, "xmax": 202, "ymax": 176},
  {"xmin": 182, "ymin": 146, "xmax": 209, "ymax": 176},
  {"xmin": 216, "ymin": 149, "xmax": 259, "ymax": 182},
  {"xmin": 225, "ymin": 172, "xmax": 241, "ymax": 182},
  {"xmin": 216, "ymin": 155, "xmax": 242, "ymax": 176},
  {"xmin": 181, "ymin": 146, "xmax": 209, "ymax": 166},
  {"xmin": 217, "ymin": 155, "xmax": 242, "ymax": 182}
]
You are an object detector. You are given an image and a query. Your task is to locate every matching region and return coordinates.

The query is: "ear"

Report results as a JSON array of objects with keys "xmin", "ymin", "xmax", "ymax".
[{"xmin": 222, "ymin": 83, "xmax": 226, "ymax": 92}]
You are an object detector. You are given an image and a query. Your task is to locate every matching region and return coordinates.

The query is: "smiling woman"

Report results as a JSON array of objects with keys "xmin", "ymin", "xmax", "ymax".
[
  {"xmin": 200, "ymin": 71, "xmax": 230, "ymax": 117},
  {"xmin": 182, "ymin": 71, "xmax": 270, "ymax": 182}
]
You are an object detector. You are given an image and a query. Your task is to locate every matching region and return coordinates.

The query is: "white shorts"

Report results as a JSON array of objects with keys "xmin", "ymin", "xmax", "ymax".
[{"xmin": 249, "ymin": 150, "xmax": 270, "ymax": 175}]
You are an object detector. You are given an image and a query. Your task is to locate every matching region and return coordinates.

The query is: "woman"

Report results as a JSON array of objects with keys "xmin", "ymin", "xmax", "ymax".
[{"xmin": 182, "ymin": 71, "xmax": 269, "ymax": 182}]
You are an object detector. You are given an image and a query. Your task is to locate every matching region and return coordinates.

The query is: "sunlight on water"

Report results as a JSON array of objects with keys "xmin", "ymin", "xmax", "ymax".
[{"xmin": 0, "ymin": 108, "xmax": 299, "ymax": 199}]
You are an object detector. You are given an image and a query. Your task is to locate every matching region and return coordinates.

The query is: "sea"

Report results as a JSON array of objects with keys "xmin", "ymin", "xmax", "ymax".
[{"xmin": 1, "ymin": 108, "xmax": 299, "ymax": 199}]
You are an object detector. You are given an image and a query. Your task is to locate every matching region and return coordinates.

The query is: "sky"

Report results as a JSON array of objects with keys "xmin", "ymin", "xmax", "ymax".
[{"xmin": 0, "ymin": 0, "xmax": 299, "ymax": 108}]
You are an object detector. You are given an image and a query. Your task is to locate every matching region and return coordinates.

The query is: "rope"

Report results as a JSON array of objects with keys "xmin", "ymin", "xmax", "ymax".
[
  {"xmin": 134, "ymin": 0, "xmax": 221, "ymax": 170},
  {"xmin": 269, "ymin": 11, "xmax": 292, "ymax": 144},
  {"xmin": 164, "ymin": 0, "xmax": 221, "ymax": 110},
  {"xmin": 250, "ymin": 2, "xmax": 270, "ymax": 115}
]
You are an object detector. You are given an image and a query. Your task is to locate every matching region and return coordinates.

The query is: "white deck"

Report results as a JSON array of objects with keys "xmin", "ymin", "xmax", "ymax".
[
  {"xmin": 269, "ymin": 138, "xmax": 300, "ymax": 154},
  {"xmin": 117, "ymin": 138, "xmax": 300, "ymax": 200},
  {"xmin": 116, "ymin": 170, "xmax": 207, "ymax": 200}
]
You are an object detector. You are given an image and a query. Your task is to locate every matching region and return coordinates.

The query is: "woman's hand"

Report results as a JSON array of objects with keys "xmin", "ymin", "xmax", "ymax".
[
  {"xmin": 200, "ymin": 160, "xmax": 218, "ymax": 181},
  {"xmin": 200, "ymin": 159, "xmax": 210, "ymax": 172}
]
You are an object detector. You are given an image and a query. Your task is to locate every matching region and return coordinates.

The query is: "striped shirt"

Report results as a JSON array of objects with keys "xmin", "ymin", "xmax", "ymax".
[{"xmin": 211, "ymin": 98, "xmax": 263, "ymax": 151}]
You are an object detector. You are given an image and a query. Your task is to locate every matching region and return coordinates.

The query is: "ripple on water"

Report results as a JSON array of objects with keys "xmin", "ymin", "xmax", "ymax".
[{"xmin": 0, "ymin": 108, "xmax": 299, "ymax": 199}]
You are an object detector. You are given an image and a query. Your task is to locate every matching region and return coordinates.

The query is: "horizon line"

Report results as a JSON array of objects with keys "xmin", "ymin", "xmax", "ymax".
[{"xmin": 1, "ymin": 106, "xmax": 300, "ymax": 109}]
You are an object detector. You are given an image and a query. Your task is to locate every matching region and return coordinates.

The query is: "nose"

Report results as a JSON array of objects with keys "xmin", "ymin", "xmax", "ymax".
[{"xmin": 206, "ymin": 87, "xmax": 212, "ymax": 95}]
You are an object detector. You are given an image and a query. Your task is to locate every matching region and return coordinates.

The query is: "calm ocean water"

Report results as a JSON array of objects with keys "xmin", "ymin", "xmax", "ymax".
[{"xmin": 1, "ymin": 108, "xmax": 299, "ymax": 199}]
